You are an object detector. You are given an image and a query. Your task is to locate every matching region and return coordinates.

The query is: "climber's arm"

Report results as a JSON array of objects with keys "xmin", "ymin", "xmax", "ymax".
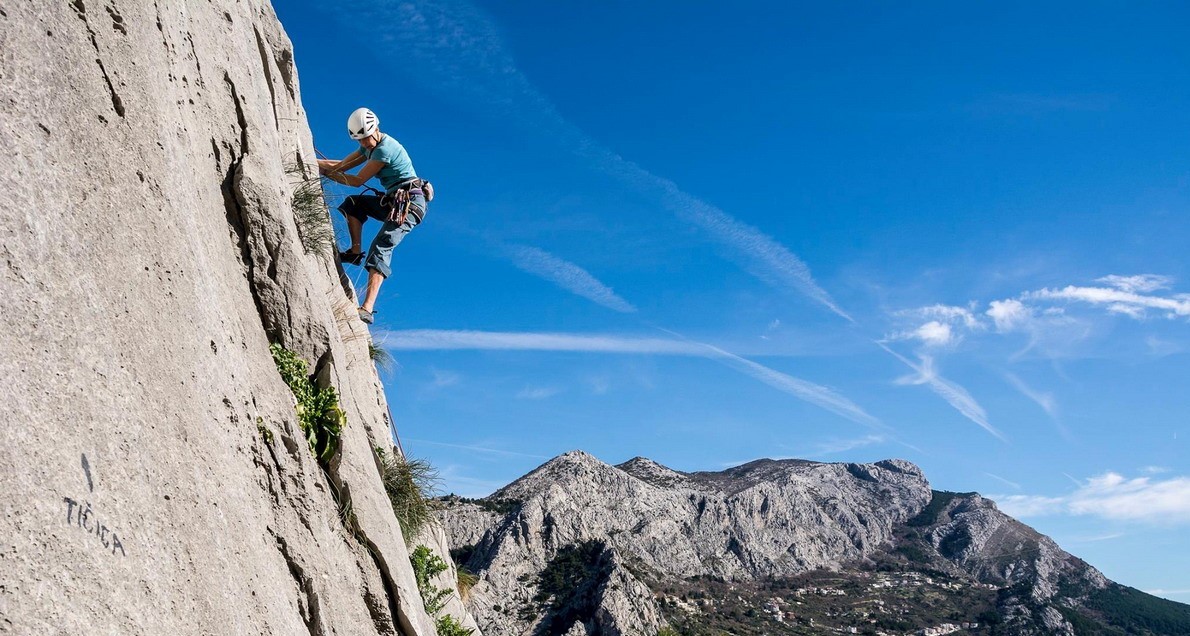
[
  {"xmin": 318, "ymin": 151, "xmax": 365, "ymax": 175},
  {"xmin": 321, "ymin": 159, "xmax": 384, "ymax": 188}
]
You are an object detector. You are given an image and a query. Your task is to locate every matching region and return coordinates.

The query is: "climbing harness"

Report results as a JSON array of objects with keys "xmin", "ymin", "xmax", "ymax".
[{"xmin": 379, "ymin": 178, "xmax": 432, "ymax": 227}]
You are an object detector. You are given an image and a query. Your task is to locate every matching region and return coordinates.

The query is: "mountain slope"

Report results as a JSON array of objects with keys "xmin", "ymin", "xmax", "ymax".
[{"xmin": 442, "ymin": 452, "xmax": 1190, "ymax": 636}]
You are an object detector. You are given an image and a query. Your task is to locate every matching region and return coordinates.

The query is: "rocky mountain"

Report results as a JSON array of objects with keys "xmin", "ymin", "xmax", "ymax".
[
  {"xmin": 1, "ymin": 1, "xmax": 475, "ymax": 634},
  {"xmin": 442, "ymin": 452, "xmax": 1190, "ymax": 636}
]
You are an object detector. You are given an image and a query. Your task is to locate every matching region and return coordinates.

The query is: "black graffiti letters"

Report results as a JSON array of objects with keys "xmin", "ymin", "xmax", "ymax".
[{"xmin": 62, "ymin": 496, "xmax": 126, "ymax": 557}]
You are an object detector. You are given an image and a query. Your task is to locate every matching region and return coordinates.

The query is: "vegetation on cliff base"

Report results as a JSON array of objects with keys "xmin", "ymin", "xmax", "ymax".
[{"xmin": 269, "ymin": 343, "xmax": 344, "ymax": 463}]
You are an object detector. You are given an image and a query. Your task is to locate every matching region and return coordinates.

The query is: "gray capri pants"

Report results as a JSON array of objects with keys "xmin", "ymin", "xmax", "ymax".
[{"xmin": 338, "ymin": 193, "xmax": 427, "ymax": 278}]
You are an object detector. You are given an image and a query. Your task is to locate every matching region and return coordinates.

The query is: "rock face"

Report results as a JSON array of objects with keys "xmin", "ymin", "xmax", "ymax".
[
  {"xmin": 0, "ymin": 1, "xmax": 475, "ymax": 634},
  {"xmin": 445, "ymin": 452, "xmax": 1179, "ymax": 636}
]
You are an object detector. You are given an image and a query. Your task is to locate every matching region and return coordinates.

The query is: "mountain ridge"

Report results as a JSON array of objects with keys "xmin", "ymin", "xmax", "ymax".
[{"xmin": 441, "ymin": 451, "xmax": 1190, "ymax": 636}]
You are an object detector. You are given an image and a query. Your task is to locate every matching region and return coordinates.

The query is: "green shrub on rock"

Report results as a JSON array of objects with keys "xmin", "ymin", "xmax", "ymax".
[
  {"xmin": 269, "ymin": 343, "xmax": 344, "ymax": 463},
  {"xmin": 410, "ymin": 544, "xmax": 474, "ymax": 636}
]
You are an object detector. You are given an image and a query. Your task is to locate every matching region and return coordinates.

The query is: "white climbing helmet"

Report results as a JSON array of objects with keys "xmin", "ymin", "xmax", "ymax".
[{"xmin": 347, "ymin": 107, "xmax": 379, "ymax": 140}]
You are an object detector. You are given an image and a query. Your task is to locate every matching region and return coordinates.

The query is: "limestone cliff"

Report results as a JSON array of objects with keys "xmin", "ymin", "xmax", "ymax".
[{"xmin": 0, "ymin": 1, "xmax": 474, "ymax": 634}]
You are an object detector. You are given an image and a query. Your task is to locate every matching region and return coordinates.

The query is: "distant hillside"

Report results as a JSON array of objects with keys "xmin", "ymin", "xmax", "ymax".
[{"xmin": 438, "ymin": 451, "xmax": 1190, "ymax": 636}]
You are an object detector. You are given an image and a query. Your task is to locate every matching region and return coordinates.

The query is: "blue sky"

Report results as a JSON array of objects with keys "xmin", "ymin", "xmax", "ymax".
[{"xmin": 275, "ymin": 1, "xmax": 1190, "ymax": 599}]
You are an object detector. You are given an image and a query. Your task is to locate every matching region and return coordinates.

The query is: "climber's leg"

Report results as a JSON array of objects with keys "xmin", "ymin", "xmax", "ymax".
[
  {"xmin": 337, "ymin": 194, "xmax": 385, "ymax": 264},
  {"xmin": 360, "ymin": 199, "xmax": 424, "ymax": 315}
]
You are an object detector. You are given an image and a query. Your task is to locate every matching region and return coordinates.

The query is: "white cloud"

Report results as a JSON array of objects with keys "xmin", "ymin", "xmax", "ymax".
[
  {"xmin": 987, "ymin": 298, "xmax": 1033, "ymax": 332},
  {"xmin": 379, "ymin": 329, "xmax": 880, "ymax": 427},
  {"xmin": 1097, "ymin": 274, "xmax": 1174, "ymax": 294},
  {"xmin": 914, "ymin": 321, "xmax": 954, "ymax": 346},
  {"xmin": 1025, "ymin": 283, "xmax": 1190, "ymax": 319},
  {"xmin": 505, "ymin": 244, "xmax": 636, "ymax": 313},
  {"xmin": 887, "ymin": 304, "xmax": 985, "ymax": 347},
  {"xmin": 995, "ymin": 472, "xmax": 1190, "ymax": 525},
  {"xmin": 367, "ymin": 0, "xmax": 850, "ymax": 321},
  {"xmin": 994, "ymin": 494, "xmax": 1066, "ymax": 517},
  {"xmin": 879, "ymin": 344, "xmax": 1005, "ymax": 441},
  {"xmin": 902, "ymin": 304, "xmax": 984, "ymax": 329}
]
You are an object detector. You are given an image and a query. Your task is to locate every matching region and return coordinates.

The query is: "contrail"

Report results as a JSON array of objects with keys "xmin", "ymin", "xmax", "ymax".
[
  {"xmin": 378, "ymin": 328, "xmax": 879, "ymax": 427},
  {"xmin": 504, "ymin": 244, "xmax": 636, "ymax": 313}
]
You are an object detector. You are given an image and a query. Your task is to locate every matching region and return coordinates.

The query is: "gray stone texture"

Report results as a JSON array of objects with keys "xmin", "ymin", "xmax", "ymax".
[{"xmin": 0, "ymin": 1, "xmax": 475, "ymax": 634}]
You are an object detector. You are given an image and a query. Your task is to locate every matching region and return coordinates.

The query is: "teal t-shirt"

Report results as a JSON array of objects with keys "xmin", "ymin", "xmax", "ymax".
[{"xmin": 361, "ymin": 134, "xmax": 416, "ymax": 192}]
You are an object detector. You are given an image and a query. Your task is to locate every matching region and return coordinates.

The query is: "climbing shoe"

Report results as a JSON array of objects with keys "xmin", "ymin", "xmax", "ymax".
[
  {"xmin": 339, "ymin": 250, "xmax": 364, "ymax": 266},
  {"xmin": 358, "ymin": 307, "xmax": 375, "ymax": 324}
]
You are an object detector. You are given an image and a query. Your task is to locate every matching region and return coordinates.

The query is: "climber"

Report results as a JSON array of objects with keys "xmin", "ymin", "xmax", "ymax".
[{"xmin": 318, "ymin": 107, "xmax": 432, "ymax": 325}]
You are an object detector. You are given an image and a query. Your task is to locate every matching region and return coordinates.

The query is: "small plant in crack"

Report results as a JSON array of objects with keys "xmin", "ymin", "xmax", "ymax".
[
  {"xmin": 270, "ymin": 343, "xmax": 345, "ymax": 464},
  {"xmin": 256, "ymin": 416, "xmax": 274, "ymax": 444}
]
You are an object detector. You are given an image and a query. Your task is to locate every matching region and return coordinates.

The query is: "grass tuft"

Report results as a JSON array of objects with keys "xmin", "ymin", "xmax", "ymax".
[
  {"xmin": 369, "ymin": 341, "xmax": 396, "ymax": 372},
  {"xmin": 376, "ymin": 446, "xmax": 441, "ymax": 543},
  {"xmin": 457, "ymin": 567, "xmax": 479, "ymax": 602},
  {"xmin": 285, "ymin": 162, "xmax": 335, "ymax": 256}
]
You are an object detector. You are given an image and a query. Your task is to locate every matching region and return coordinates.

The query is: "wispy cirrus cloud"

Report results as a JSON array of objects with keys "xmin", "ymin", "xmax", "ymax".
[
  {"xmin": 1003, "ymin": 372, "xmax": 1068, "ymax": 438},
  {"xmin": 504, "ymin": 244, "xmax": 636, "ymax": 313},
  {"xmin": 695, "ymin": 341, "xmax": 882, "ymax": 428},
  {"xmin": 378, "ymin": 329, "xmax": 709, "ymax": 355},
  {"xmin": 808, "ymin": 434, "xmax": 888, "ymax": 456},
  {"xmin": 1095, "ymin": 274, "xmax": 1174, "ymax": 294},
  {"xmin": 363, "ymin": 0, "xmax": 849, "ymax": 320},
  {"xmin": 984, "ymin": 472, "xmax": 1022, "ymax": 490},
  {"xmin": 878, "ymin": 343, "xmax": 1004, "ymax": 441},
  {"xmin": 995, "ymin": 472, "xmax": 1190, "ymax": 525},
  {"xmin": 378, "ymin": 329, "xmax": 880, "ymax": 428},
  {"xmin": 405, "ymin": 438, "xmax": 551, "ymax": 461},
  {"xmin": 1025, "ymin": 283, "xmax": 1190, "ymax": 319}
]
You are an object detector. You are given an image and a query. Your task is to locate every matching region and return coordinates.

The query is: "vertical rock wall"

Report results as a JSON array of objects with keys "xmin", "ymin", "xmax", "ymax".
[{"xmin": 0, "ymin": 1, "xmax": 468, "ymax": 634}]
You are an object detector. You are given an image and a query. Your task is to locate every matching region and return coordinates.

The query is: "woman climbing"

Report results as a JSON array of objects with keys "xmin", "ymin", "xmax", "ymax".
[{"xmin": 318, "ymin": 107, "xmax": 432, "ymax": 324}]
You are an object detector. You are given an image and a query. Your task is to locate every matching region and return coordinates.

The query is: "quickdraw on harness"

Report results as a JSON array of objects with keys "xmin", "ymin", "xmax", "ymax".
[{"xmin": 379, "ymin": 178, "xmax": 433, "ymax": 227}]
